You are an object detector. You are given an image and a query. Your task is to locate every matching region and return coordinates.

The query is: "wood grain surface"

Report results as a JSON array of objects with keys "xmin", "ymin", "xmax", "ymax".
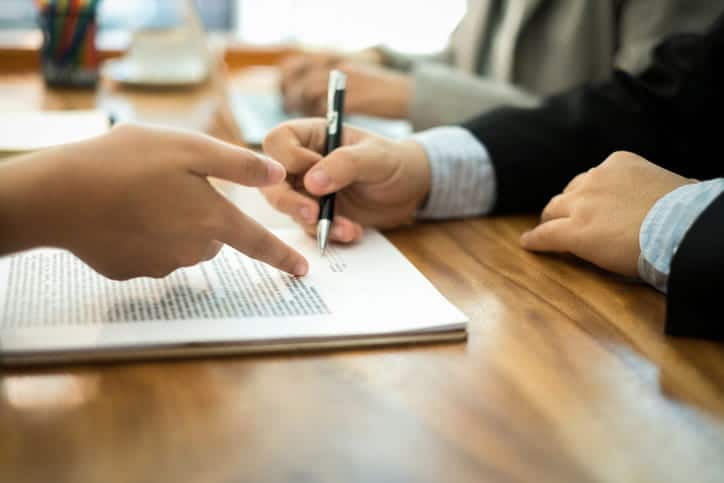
[{"xmin": 0, "ymin": 64, "xmax": 722, "ymax": 483}]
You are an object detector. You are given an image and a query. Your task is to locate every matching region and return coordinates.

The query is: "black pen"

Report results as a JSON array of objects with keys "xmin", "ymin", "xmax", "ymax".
[{"xmin": 317, "ymin": 69, "xmax": 346, "ymax": 255}]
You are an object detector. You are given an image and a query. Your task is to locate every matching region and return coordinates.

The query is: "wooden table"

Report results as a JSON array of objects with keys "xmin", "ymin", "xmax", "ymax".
[{"xmin": 0, "ymin": 64, "xmax": 723, "ymax": 483}]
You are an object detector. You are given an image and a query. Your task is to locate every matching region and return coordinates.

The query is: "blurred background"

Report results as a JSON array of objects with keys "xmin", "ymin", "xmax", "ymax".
[{"xmin": 0, "ymin": 0, "xmax": 466, "ymax": 53}]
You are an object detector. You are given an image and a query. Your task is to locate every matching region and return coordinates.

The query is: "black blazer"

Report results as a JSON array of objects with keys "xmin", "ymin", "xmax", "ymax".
[{"xmin": 461, "ymin": 13, "xmax": 724, "ymax": 340}]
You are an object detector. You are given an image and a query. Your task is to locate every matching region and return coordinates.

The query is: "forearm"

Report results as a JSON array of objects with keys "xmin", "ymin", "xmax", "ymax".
[
  {"xmin": 463, "ymin": 80, "xmax": 666, "ymax": 214},
  {"xmin": 409, "ymin": 63, "xmax": 539, "ymax": 130},
  {"xmin": 464, "ymin": 18, "xmax": 724, "ymax": 214}
]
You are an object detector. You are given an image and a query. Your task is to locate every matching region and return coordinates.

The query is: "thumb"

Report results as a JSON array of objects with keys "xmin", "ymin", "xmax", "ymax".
[{"xmin": 303, "ymin": 141, "xmax": 398, "ymax": 195}]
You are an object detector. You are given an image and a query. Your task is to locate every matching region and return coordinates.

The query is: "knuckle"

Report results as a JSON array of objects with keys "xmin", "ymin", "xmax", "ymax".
[
  {"xmin": 564, "ymin": 174, "xmax": 583, "ymax": 192},
  {"xmin": 543, "ymin": 194, "xmax": 565, "ymax": 215},
  {"xmin": 205, "ymin": 242, "xmax": 223, "ymax": 261},
  {"xmin": 609, "ymin": 150, "xmax": 635, "ymax": 160},
  {"xmin": 549, "ymin": 194, "xmax": 566, "ymax": 207},
  {"xmin": 176, "ymin": 253, "xmax": 199, "ymax": 268},
  {"xmin": 151, "ymin": 266, "xmax": 174, "ymax": 279},
  {"xmin": 584, "ymin": 166, "xmax": 602, "ymax": 183},
  {"xmin": 107, "ymin": 270, "xmax": 133, "ymax": 282},
  {"xmin": 98, "ymin": 260, "xmax": 135, "ymax": 281},
  {"xmin": 602, "ymin": 150, "xmax": 635, "ymax": 169}
]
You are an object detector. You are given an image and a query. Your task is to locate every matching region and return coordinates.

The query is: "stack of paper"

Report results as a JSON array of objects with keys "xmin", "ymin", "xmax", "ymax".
[{"xmin": 0, "ymin": 230, "xmax": 467, "ymax": 365}]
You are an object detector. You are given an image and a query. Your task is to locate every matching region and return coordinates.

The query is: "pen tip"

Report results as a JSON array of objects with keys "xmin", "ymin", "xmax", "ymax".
[{"xmin": 317, "ymin": 219, "xmax": 331, "ymax": 257}]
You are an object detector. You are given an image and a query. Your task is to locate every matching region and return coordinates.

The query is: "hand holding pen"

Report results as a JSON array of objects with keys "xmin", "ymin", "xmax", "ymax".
[{"xmin": 261, "ymin": 77, "xmax": 432, "ymax": 248}]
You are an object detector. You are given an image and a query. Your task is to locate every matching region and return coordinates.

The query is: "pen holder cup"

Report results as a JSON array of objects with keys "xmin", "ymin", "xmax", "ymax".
[{"xmin": 38, "ymin": 8, "xmax": 100, "ymax": 88}]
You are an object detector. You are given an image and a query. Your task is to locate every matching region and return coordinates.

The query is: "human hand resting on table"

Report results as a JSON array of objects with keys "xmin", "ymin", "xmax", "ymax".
[
  {"xmin": 280, "ymin": 52, "xmax": 342, "ymax": 107},
  {"xmin": 520, "ymin": 151, "xmax": 695, "ymax": 277},
  {"xmin": 0, "ymin": 123, "xmax": 308, "ymax": 280},
  {"xmin": 261, "ymin": 119, "xmax": 431, "ymax": 242},
  {"xmin": 281, "ymin": 58, "xmax": 411, "ymax": 118}
]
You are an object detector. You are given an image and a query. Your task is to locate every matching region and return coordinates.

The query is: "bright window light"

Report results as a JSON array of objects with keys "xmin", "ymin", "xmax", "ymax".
[
  {"xmin": 236, "ymin": 0, "xmax": 467, "ymax": 54},
  {"xmin": 1, "ymin": 0, "xmax": 467, "ymax": 55}
]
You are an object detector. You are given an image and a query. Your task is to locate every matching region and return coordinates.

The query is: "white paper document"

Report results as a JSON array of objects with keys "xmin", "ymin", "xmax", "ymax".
[
  {"xmin": 0, "ymin": 110, "xmax": 110, "ymax": 158},
  {"xmin": 0, "ymin": 230, "xmax": 467, "ymax": 365}
]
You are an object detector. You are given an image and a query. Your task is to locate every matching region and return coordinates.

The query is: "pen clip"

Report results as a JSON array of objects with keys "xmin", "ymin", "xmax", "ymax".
[
  {"xmin": 326, "ymin": 70, "xmax": 346, "ymax": 136},
  {"xmin": 327, "ymin": 110, "xmax": 339, "ymax": 135}
]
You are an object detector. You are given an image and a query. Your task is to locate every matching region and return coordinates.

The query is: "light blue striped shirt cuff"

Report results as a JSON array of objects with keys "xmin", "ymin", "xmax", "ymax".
[
  {"xmin": 411, "ymin": 126, "xmax": 497, "ymax": 219},
  {"xmin": 638, "ymin": 178, "xmax": 724, "ymax": 293}
]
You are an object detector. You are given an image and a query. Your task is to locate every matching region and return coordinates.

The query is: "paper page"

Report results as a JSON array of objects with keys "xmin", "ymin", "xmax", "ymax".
[
  {"xmin": 0, "ymin": 230, "xmax": 466, "ymax": 354},
  {"xmin": 229, "ymin": 91, "xmax": 412, "ymax": 145},
  {"xmin": 0, "ymin": 110, "xmax": 110, "ymax": 154}
]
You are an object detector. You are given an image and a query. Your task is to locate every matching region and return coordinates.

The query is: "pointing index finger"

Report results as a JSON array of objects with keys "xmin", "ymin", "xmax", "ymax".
[{"xmin": 214, "ymin": 197, "xmax": 308, "ymax": 276}]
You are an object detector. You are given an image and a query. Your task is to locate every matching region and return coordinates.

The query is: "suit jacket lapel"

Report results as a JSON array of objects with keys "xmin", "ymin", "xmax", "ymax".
[
  {"xmin": 495, "ymin": 0, "xmax": 543, "ymax": 80},
  {"xmin": 456, "ymin": 0, "xmax": 493, "ymax": 73}
]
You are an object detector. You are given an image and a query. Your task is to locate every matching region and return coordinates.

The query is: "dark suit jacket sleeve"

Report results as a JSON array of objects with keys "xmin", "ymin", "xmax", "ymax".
[
  {"xmin": 665, "ymin": 193, "xmax": 724, "ymax": 340},
  {"xmin": 459, "ymin": 13, "xmax": 724, "ymax": 339},
  {"xmin": 461, "ymin": 14, "xmax": 724, "ymax": 214}
]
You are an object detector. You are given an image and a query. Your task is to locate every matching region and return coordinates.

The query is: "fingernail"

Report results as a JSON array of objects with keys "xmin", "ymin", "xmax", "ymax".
[
  {"xmin": 310, "ymin": 169, "xmax": 331, "ymax": 190},
  {"xmin": 332, "ymin": 225, "xmax": 345, "ymax": 239},
  {"xmin": 520, "ymin": 231, "xmax": 530, "ymax": 244},
  {"xmin": 294, "ymin": 261, "xmax": 308, "ymax": 276},
  {"xmin": 299, "ymin": 206, "xmax": 313, "ymax": 222},
  {"xmin": 266, "ymin": 159, "xmax": 286, "ymax": 183}
]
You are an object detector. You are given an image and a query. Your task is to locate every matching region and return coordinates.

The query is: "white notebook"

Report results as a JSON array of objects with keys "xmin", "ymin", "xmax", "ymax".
[
  {"xmin": 0, "ymin": 230, "xmax": 467, "ymax": 365},
  {"xmin": 0, "ymin": 110, "xmax": 110, "ymax": 158}
]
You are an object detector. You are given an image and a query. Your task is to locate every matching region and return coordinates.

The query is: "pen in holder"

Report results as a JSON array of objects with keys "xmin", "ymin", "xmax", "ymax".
[{"xmin": 37, "ymin": 0, "xmax": 101, "ymax": 88}]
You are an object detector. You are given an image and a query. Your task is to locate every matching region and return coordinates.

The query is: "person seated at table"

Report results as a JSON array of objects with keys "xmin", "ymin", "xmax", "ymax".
[
  {"xmin": 261, "ymin": 13, "xmax": 724, "ymax": 340},
  {"xmin": 280, "ymin": 0, "xmax": 719, "ymax": 130},
  {"xmin": 0, "ymin": 123, "xmax": 308, "ymax": 280}
]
